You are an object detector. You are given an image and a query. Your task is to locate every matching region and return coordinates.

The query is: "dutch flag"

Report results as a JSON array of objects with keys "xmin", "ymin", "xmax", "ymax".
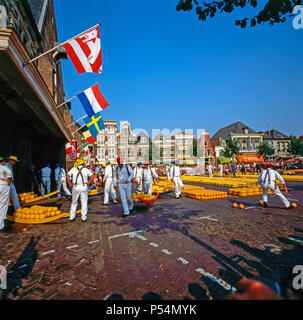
[{"xmin": 77, "ymin": 84, "xmax": 109, "ymax": 118}]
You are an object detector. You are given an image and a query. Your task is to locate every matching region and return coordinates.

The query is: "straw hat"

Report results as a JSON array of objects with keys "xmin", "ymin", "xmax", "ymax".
[
  {"xmin": 7, "ymin": 155, "xmax": 20, "ymax": 162},
  {"xmin": 74, "ymin": 158, "xmax": 85, "ymax": 167}
]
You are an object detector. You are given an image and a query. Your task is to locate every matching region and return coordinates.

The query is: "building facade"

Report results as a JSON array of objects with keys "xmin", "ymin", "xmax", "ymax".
[
  {"xmin": 0, "ymin": 0, "xmax": 77, "ymax": 191},
  {"xmin": 258, "ymin": 129, "xmax": 291, "ymax": 157},
  {"xmin": 211, "ymin": 121, "xmax": 264, "ymax": 157},
  {"xmin": 198, "ymin": 131, "xmax": 216, "ymax": 165}
]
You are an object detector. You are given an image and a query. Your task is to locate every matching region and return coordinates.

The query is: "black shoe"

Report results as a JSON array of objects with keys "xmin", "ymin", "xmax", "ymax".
[
  {"xmin": 121, "ymin": 214, "xmax": 129, "ymax": 218},
  {"xmin": 102, "ymin": 203, "xmax": 109, "ymax": 206},
  {"xmin": 263, "ymin": 202, "xmax": 268, "ymax": 208},
  {"xmin": 285, "ymin": 206, "xmax": 293, "ymax": 210}
]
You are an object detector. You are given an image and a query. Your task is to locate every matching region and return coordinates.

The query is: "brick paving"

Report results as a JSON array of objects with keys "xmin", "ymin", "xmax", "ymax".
[{"xmin": 0, "ymin": 181, "xmax": 303, "ymax": 300}]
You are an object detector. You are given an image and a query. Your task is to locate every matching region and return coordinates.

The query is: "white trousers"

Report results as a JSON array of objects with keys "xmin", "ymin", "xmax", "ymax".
[
  {"xmin": 144, "ymin": 181, "xmax": 153, "ymax": 195},
  {"xmin": 261, "ymin": 183, "xmax": 290, "ymax": 208},
  {"xmin": 220, "ymin": 170, "xmax": 223, "ymax": 177},
  {"xmin": 41, "ymin": 177, "xmax": 51, "ymax": 196},
  {"xmin": 119, "ymin": 183, "xmax": 133, "ymax": 215},
  {"xmin": 166, "ymin": 173, "xmax": 171, "ymax": 180},
  {"xmin": 209, "ymin": 169, "xmax": 213, "ymax": 177},
  {"xmin": 173, "ymin": 177, "xmax": 183, "ymax": 197},
  {"xmin": 133, "ymin": 179, "xmax": 142, "ymax": 193},
  {"xmin": 70, "ymin": 185, "xmax": 88, "ymax": 220},
  {"xmin": 9, "ymin": 183, "xmax": 21, "ymax": 211},
  {"xmin": 57, "ymin": 178, "xmax": 71, "ymax": 197},
  {"xmin": 104, "ymin": 178, "xmax": 117, "ymax": 204},
  {"xmin": 0, "ymin": 185, "xmax": 10, "ymax": 230}
]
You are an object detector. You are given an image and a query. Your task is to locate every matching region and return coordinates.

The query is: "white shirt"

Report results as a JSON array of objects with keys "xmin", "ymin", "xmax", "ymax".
[
  {"xmin": 41, "ymin": 167, "xmax": 52, "ymax": 178},
  {"xmin": 68, "ymin": 165, "xmax": 92, "ymax": 186},
  {"xmin": 142, "ymin": 167, "xmax": 158, "ymax": 184},
  {"xmin": 134, "ymin": 167, "xmax": 143, "ymax": 180},
  {"xmin": 4, "ymin": 163, "xmax": 14, "ymax": 181},
  {"xmin": 218, "ymin": 164, "xmax": 223, "ymax": 171},
  {"xmin": 55, "ymin": 167, "xmax": 66, "ymax": 181},
  {"xmin": 104, "ymin": 165, "xmax": 114, "ymax": 181},
  {"xmin": 115, "ymin": 164, "xmax": 134, "ymax": 185},
  {"xmin": 165, "ymin": 166, "xmax": 170, "ymax": 173},
  {"xmin": 170, "ymin": 165, "xmax": 181, "ymax": 178},
  {"xmin": 0, "ymin": 165, "xmax": 12, "ymax": 186},
  {"xmin": 258, "ymin": 168, "xmax": 285, "ymax": 186}
]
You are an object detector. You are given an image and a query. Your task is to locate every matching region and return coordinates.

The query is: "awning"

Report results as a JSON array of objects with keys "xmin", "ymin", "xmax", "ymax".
[{"xmin": 236, "ymin": 154, "xmax": 264, "ymax": 163}]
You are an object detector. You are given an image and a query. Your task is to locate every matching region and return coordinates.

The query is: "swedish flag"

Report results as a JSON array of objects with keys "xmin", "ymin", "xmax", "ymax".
[{"xmin": 84, "ymin": 112, "xmax": 105, "ymax": 137}]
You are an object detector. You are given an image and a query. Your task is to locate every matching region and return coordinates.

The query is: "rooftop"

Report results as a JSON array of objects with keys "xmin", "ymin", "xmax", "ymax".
[{"xmin": 211, "ymin": 121, "xmax": 256, "ymax": 140}]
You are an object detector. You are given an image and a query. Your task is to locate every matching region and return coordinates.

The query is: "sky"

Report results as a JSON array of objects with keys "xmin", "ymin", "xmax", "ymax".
[{"xmin": 54, "ymin": 0, "xmax": 303, "ymax": 138}]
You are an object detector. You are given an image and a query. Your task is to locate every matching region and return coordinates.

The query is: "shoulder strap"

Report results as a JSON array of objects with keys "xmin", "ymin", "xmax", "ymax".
[
  {"xmin": 264, "ymin": 168, "xmax": 271, "ymax": 184},
  {"xmin": 126, "ymin": 164, "xmax": 130, "ymax": 177},
  {"xmin": 75, "ymin": 167, "xmax": 85, "ymax": 186}
]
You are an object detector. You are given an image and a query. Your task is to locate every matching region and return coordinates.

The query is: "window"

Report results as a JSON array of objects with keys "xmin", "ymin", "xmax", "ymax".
[
  {"xmin": 255, "ymin": 139, "xmax": 260, "ymax": 148},
  {"xmin": 108, "ymin": 148, "xmax": 115, "ymax": 160},
  {"xmin": 108, "ymin": 126, "xmax": 115, "ymax": 133},
  {"xmin": 242, "ymin": 140, "xmax": 247, "ymax": 150},
  {"xmin": 204, "ymin": 141, "xmax": 208, "ymax": 146},
  {"xmin": 119, "ymin": 138, "xmax": 127, "ymax": 146},
  {"xmin": 97, "ymin": 135, "xmax": 105, "ymax": 146},
  {"xmin": 141, "ymin": 137, "xmax": 148, "ymax": 144},
  {"xmin": 123, "ymin": 127, "xmax": 128, "ymax": 136},
  {"xmin": 108, "ymin": 135, "xmax": 115, "ymax": 146},
  {"xmin": 207, "ymin": 149, "xmax": 212, "ymax": 156},
  {"xmin": 97, "ymin": 148, "xmax": 105, "ymax": 160}
]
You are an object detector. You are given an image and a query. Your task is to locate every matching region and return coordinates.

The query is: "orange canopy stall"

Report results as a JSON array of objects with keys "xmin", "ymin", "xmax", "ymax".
[{"xmin": 236, "ymin": 154, "xmax": 264, "ymax": 163}]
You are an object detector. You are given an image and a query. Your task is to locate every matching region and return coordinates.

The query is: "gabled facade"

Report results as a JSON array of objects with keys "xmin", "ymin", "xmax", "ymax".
[{"xmin": 211, "ymin": 121, "xmax": 264, "ymax": 155}]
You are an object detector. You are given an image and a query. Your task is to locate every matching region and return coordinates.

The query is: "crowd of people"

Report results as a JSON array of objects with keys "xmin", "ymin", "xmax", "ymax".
[{"xmin": 0, "ymin": 155, "xmax": 302, "ymax": 230}]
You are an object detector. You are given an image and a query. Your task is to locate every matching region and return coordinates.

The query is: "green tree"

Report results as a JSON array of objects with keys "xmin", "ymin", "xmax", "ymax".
[
  {"xmin": 222, "ymin": 137, "xmax": 240, "ymax": 158},
  {"xmin": 176, "ymin": 0, "xmax": 302, "ymax": 28},
  {"xmin": 257, "ymin": 141, "xmax": 275, "ymax": 156},
  {"xmin": 287, "ymin": 136, "xmax": 303, "ymax": 156}
]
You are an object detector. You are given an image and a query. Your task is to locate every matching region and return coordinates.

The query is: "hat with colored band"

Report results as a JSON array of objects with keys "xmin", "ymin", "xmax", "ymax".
[
  {"xmin": 7, "ymin": 155, "xmax": 20, "ymax": 162},
  {"xmin": 74, "ymin": 158, "xmax": 85, "ymax": 167},
  {"xmin": 0, "ymin": 157, "xmax": 4, "ymax": 162}
]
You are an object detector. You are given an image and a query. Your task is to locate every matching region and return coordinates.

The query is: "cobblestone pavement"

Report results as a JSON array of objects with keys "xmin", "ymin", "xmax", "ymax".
[{"xmin": 0, "ymin": 181, "xmax": 303, "ymax": 300}]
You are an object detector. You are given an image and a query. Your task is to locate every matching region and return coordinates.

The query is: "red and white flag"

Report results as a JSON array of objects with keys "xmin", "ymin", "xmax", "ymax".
[
  {"xmin": 62, "ymin": 26, "xmax": 102, "ymax": 74},
  {"xmin": 65, "ymin": 139, "xmax": 76, "ymax": 155},
  {"xmin": 76, "ymin": 148, "xmax": 81, "ymax": 160}
]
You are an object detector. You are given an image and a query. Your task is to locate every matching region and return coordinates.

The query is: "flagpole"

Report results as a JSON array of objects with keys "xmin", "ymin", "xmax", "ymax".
[
  {"xmin": 25, "ymin": 22, "xmax": 102, "ymax": 66},
  {"xmin": 66, "ymin": 115, "xmax": 88, "ymax": 128},
  {"xmin": 56, "ymin": 81, "xmax": 100, "ymax": 109},
  {"xmin": 72, "ymin": 123, "xmax": 87, "ymax": 135}
]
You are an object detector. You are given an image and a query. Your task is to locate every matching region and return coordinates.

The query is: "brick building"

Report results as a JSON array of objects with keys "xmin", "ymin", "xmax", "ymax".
[
  {"xmin": 0, "ymin": 0, "xmax": 78, "ymax": 191},
  {"xmin": 198, "ymin": 131, "xmax": 216, "ymax": 165}
]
